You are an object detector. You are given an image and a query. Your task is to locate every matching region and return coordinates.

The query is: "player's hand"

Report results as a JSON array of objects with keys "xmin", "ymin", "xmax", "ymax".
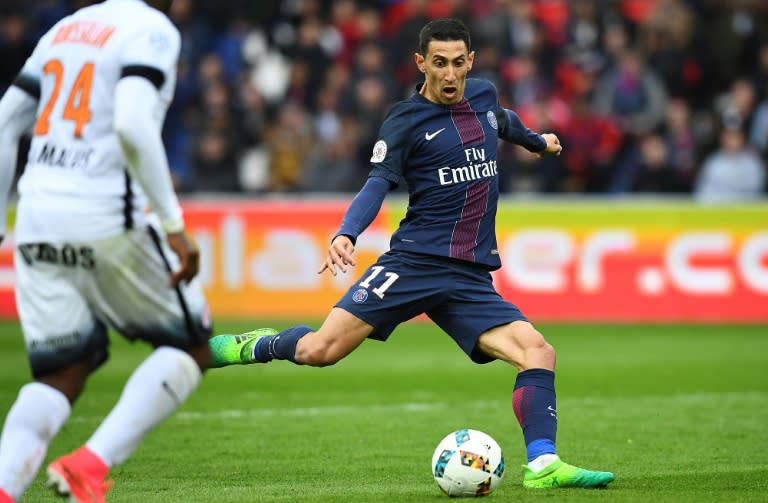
[
  {"xmin": 319, "ymin": 235, "xmax": 356, "ymax": 276},
  {"xmin": 538, "ymin": 133, "xmax": 562, "ymax": 157},
  {"xmin": 166, "ymin": 230, "xmax": 200, "ymax": 287}
]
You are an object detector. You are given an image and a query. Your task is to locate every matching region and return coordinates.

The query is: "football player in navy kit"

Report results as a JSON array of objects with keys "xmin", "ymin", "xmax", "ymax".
[{"xmin": 210, "ymin": 18, "xmax": 614, "ymax": 489}]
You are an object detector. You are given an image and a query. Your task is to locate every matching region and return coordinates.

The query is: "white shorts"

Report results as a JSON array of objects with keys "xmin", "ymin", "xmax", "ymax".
[{"xmin": 14, "ymin": 224, "xmax": 212, "ymax": 377}]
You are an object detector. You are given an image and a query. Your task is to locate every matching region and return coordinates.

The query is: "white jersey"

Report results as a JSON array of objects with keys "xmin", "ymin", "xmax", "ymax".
[{"xmin": 14, "ymin": 0, "xmax": 181, "ymax": 243}]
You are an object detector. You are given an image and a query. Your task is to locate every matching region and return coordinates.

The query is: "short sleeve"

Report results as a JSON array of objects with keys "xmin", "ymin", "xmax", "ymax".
[
  {"xmin": 367, "ymin": 102, "xmax": 412, "ymax": 186},
  {"xmin": 17, "ymin": 29, "xmax": 56, "ymax": 83},
  {"xmin": 119, "ymin": 22, "xmax": 180, "ymax": 79}
]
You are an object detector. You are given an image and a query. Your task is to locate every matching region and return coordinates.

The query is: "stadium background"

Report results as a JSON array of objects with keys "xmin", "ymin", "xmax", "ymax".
[
  {"xmin": 0, "ymin": 3, "xmax": 766, "ymax": 502},
  {"xmin": 0, "ymin": 0, "xmax": 767, "ymax": 321}
]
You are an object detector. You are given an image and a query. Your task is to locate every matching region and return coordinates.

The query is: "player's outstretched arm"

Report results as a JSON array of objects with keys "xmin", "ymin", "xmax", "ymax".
[
  {"xmin": 319, "ymin": 235, "xmax": 356, "ymax": 276},
  {"xmin": 318, "ymin": 176, "xmax": 390, "ymax": 276},
  {"xmin": 0, "ymin": 85, "xmax": 37, "ymax": 244},
  {"xmin": 166, "ymin": 230, "xmax": 200, "ymax": 286},
  {"xmin": 114, "ymin": 76, "xmax": 192, "ymax": 285},
  {"xmin": 498, "ymin": 108, "xmax": 564, "ymax": 158},
  {"xmin": 538, "ymin": 133, "xmax": 563, "ymax": 157}
]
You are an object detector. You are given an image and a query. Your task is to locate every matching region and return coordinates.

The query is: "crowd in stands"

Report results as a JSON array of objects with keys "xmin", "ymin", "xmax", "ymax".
[{"xmin": 1, "ymin": 0, "xmax": 767, "ymax": 200}]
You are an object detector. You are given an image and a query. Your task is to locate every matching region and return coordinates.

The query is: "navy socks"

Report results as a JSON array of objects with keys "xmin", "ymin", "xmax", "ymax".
[
  {"xmin": 253, "ymin": 325, "xmax": 313, "ymax": 363},
  {"xmin": 513, "ymin": 368, "xmax": 558, "ymax": 462}
]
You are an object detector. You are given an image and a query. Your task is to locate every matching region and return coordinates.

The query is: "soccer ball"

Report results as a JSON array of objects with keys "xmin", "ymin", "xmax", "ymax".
[{"xmin": 431, "ymin": 429, "xmax": 505, "ymax": 497}]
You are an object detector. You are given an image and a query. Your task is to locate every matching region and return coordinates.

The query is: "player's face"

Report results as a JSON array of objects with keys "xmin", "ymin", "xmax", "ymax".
[{"xmin": 416, "ymin": 40, "xmax": 474, "ymax": 105}]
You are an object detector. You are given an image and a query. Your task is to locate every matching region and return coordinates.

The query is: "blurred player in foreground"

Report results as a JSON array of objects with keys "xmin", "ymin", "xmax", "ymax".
[
  {"xmin": 0, "ymin": 1, "xmax": 212, "ymax": 502},
  {"xmin": 210, "ymin": 18, "xmax": 614, "ymax": 489}
]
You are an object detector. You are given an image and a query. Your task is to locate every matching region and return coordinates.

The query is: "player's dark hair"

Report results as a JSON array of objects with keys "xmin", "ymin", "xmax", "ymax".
[{"xmin": 418, "ymin": 18, "xmax": 471, "ymax": 56}]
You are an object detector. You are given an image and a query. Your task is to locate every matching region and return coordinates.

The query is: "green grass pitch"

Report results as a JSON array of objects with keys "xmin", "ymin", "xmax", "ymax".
[{"xmin": 0, "ymin": 320, "xmax": 766, "ymax": 502}]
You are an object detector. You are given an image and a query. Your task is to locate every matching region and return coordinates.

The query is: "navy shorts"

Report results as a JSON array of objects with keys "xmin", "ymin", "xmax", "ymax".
[{"xmin": 335, "ymin": 251, "xmax": 528, "ymax": 363}]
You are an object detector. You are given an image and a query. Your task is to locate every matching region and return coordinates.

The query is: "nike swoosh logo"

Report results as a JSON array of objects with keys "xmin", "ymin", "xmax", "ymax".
[
  {"xmin": 547, "ymin": 405, "xmax": 557, "ymax": 418},
  {"xmin": 162, "ymin": 381, "xmax": 181, "ymax": 405},
  {"xmin": 425, "ymin": 128, "xmax": 446, "ymax": 141}
]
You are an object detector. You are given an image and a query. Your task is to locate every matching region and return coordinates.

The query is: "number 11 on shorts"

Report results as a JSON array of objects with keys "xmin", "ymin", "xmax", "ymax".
[{"xmin": 359, "ymin": 266, "xmax": 400, "ymax": 299}]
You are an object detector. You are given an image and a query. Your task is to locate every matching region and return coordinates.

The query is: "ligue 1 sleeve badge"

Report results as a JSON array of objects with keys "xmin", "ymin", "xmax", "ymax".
[
  {"xmin": 487, "ymin": 110, "xmax": 498, "ymax": 130},
  {"xmin": 370, "ymin": 140, "xmax": 387, "ymax": 163},
  {"xmin": 352, "ymin": 288, "xmax": 369, "ymax": 303}
]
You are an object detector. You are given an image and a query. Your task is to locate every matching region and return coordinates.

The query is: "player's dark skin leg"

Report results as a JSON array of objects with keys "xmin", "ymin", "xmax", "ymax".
[
  {"xmin": 36, "ymin": 360, "xmax": 92, "ymax": 404},
  {"xmin": 36, "ymin": 342, "xmax": 210, "ymax": 404},
  {"xmin": 187, "ymin": 342, "xmax": 212, "ymax": 372}
]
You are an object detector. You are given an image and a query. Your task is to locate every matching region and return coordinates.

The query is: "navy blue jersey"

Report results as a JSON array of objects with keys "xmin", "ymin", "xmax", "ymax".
[{"xmin": 368, "ymin": 78, "xmax": 545, "ymax": 270}]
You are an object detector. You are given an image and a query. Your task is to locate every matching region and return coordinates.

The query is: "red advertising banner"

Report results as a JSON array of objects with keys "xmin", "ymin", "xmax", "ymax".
[
  {"xmin": 1, "ymin": 199, "xmax": 766, "ymax": 322},
  {"xmin": 490, "ymin": 202, "xmax": 768, "ymax": 322}
]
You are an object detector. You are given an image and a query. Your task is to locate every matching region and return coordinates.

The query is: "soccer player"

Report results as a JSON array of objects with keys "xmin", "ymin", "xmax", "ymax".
[
  {"xmin": 0, "ymin": 1, "xmax": 212, "ymax": 502},
  {"xmin": 210, "ymin": 18, "xmax": 614, "ymax": 489}
]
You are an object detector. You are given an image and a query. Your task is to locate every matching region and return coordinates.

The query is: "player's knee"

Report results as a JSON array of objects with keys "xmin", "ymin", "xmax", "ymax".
[
  {"xmin": 537, "ymin": 339, "xmax": 556, "ymax": 361},
  {"xmin": 507, "ymin": 325, "xmax": 555, "ymax": 369},
  {"xmin": 523, "ymin": 330, "xmax": 555, "ymax": 368}
]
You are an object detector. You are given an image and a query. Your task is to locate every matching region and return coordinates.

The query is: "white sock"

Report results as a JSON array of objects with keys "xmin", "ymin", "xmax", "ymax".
[
  {"xmin": 528, "ymin": 453, "xmax": 560, "ymax": 473},
  {"xmin": 87, "ymin": 346, "xmax": 202, "ymax": 467},
  {"xmin": 0, "ymin": 382, "xmax": 71, "ymax": 500}
]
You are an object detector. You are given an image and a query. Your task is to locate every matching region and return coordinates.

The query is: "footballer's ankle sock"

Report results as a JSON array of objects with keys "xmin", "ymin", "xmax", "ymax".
[
  {"xmin": 253, "ymin": 325, "xmax": 312, "ymax": 363},
  {"xmin": 0, "ymin": 382, "xmax": 70, "ymax": 500},
  {"xmin": 527, "ymin": 453, "xmax": 560, "ymax": 472},
  {"xmin": 513, "ymin": 368, "xmax": 558, "ymax": 463},
  {"xmin": 87, "ymin": 347, "xmax": 201, "ymax": 466}
]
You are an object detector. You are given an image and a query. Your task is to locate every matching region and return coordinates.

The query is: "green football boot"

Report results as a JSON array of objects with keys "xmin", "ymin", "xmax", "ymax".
[
  {"xmin": 208, "ymin": 328, "xmax": 277, "ymax": 368},
  {"xmin": 523, "ymin": 459, "xmax": 614, "ymax": 489}
]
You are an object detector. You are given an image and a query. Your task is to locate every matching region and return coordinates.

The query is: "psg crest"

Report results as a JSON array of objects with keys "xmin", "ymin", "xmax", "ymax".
[{"xmin": 352, "ymin": 288, "xmax": 369, "ymax": 304}]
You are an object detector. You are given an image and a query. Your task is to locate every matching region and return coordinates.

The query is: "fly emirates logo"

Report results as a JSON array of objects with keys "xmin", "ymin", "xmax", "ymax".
[{"xmin": 437, "ymin": 147, "xmax": 497, "ymax": 186}]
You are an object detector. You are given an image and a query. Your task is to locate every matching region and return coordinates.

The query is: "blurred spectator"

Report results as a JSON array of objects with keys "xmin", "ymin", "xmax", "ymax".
[
  {"xmin": 699, "ymin": 2, "xmax": 766, "ymax": 94},
  {"xmin": 660, "ymin": 97, "xmax": 699, "ymax": 192},
  {"xmin": 346, "ymin": 75, "xmax": 390, "ymax": 185},
  {"xmin": 285, "ymin": 15, "xmax": 337, "ymax": 109},
  {"xmin": 189, "ymin": 78, "xmax": 243, "ymax": 192},
  {"xmin": 532, "ymin": 0, "xmax": 570, "ymax": 50},
  {"xmin": 387, "ymin": 0, "xmax": 431, "ymax": 90},
  {"xmin": 639, "ymin": 0, "xmax": 700, "ymax": 100},
  {"xmin": 347, "ymin": 40, "xmax": 398, "ymax": 103},
  {"xmin": 752, "ymin": 42, "xmax": 768, "ymax": 101},
  {"xmin": 565, "ymin": 0, "xmax": 611, "ymax": 71},
  {"xmin": 593, "ymin": 48, "xmax": 668, "ymax": 136},
  {"xmin": 694, "ymin": 119, "xmax": 767, "ymax": 203},
  {"xmin": 557, "ymin": 93, "xmax": 623, "ymax": 193},
  {"xmin": 264, "ymin": 102, "xmax": 314, "ymax": 192},
  {"xmin": 600, "ymin": 21, "xmax": 631, "ymax": 69},
  {"xmin": 629, "ymin": 134, "xmax": 678, "ymax": 193},
  {"xmin": 505, "ymin": 53, "xmax": 552, "ymax": 109},
  {"xmin": 301, "ymin": 119, "xmax": 360, "ymax": 192},
  {"xmin": 749, "ymin": 83, "xmax": 768, "ymax": 158},
  {"xmin": 191, "ymin": 125, "xmax": 242, "ymax": 192},
  {"xmin": 0, "ymin": 12, "xmax": 34, "ymax": 94},
  {"xmin": 499, "ymin": 0, "xmax": 541, "ymax": 57},
  {"xmin": 614, "ymin": 133, "xmax": 686, "ymax": 193},
  {"xmin": 715, "ymin": 78, "xmax": 758, "ymax": 139},
  {"xmin": 313, "ymin": 85, "xmax": 343, "ymax": 145},
  {"xmin": 0, "ymin": 0, "xmax": 766, "ymax": 199}
]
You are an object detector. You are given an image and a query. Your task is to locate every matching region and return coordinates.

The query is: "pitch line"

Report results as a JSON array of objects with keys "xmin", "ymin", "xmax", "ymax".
[{"xmin": 65, "ymin": 390, "xmax": 766, "ymax": 423}]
